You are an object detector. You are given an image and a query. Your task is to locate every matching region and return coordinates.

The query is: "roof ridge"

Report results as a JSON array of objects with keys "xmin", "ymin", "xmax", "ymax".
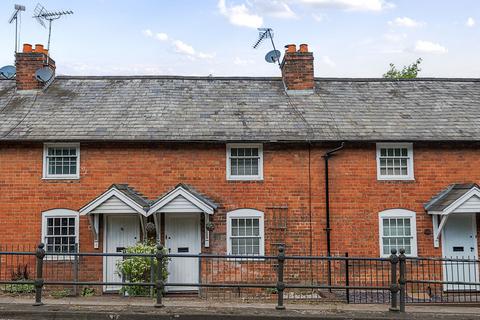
[{"xmin": 52, "ymin": 75, "xmax": 480, "ymax": 82}]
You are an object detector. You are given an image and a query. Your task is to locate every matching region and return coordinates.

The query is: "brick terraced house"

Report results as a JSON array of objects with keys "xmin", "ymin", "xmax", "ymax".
[{"xmin": 1, "ymin": 43, "xmax": 480, "ymax": 292}]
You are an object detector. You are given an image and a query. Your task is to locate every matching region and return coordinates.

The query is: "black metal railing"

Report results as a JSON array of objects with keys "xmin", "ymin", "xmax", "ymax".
[
  {"xmin": 0, "ymin": 243, "xmax": 399, "ymax": 311},
  {"xmin": 405, "ymin": 255, "xmax": 480, "ymax": 304},
  {"xmin": 2, "ymin": 245, "xmax": 480, "ymax": 312}
]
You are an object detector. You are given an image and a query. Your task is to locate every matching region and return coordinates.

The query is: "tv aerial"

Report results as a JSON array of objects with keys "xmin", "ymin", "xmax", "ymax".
[
  {"xmin": 8, "ymin": 4, "xmax": 26, "ymax": 54},
  {"xmin": 33, "ymin": 3, "xmax": 73, "ymax": 52},
  {"xmin": 252, "ymin": 28, "xmax": 282, "ymax": 69}
]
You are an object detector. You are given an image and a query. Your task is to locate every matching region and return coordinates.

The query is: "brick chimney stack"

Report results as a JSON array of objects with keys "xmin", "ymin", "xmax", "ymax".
[
  {"xmin": 15, "ymin": 43, "xmax": 55, "ymax": 91},
  {"xmin": 281, "ymin": 44, "xmax": 314, "ymax": 93}
]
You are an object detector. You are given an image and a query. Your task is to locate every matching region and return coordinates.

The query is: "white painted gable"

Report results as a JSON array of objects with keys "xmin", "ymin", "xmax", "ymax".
[
  {"xmin": 160, "ymin": 195, "xmax": 203, "ymax": 213},
  {"xmin": 454, "ymin": 194, "xmax": 480, "ymax": 213},
  {"xmin": 90, "ymin": 195, "xmax": 138, "ymax": 214}
]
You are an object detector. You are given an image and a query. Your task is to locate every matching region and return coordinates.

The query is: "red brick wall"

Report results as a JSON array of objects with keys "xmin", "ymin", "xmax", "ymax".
[{"xmin": 0, "ymin": 141, "xmax": 479, "ymax": 270}]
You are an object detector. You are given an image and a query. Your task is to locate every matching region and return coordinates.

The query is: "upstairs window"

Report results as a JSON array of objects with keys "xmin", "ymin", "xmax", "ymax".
[
  {"xmin": 376, "ymin": 143, "xmax": 414, "ymax": 180},
  {"xmin": 226, "ymin": 144, "xmax": 263, "ymax": 181},
  {"xmin": 43, "ymin": 143, "xmax": 80, "ymax": 179},
  {"xmin": 378, "ymin": 209, "xmax": 417, "ymax": 257}
]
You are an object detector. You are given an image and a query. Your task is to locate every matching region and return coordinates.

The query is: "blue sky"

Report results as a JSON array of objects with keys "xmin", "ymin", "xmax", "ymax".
[{"xmin": 1, "ymin": 0, "xmax": 479, "ymax": 77}]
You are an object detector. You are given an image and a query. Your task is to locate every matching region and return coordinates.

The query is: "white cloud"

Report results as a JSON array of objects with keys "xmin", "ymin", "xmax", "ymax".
[
  {"xmin": 173, "ymin": 40, "xmax": 196, "ymax": 56},
  {"xmin": 155, "ymin": 33, "xmax": 169, "ymax": 41},
  {"xmin": 320, "ymin": 55, "xmax": 336, "ymax": 67},
  {"xmin": 233, "ymin": 57, "xmax": 255, "ymax": 65},
  {"xmin": 388, "ymin": 17, "xmax": 425, "ymax": 28},
  {"xmin": 143, "ymin": 29, "xmax": 169, "ymax": 41},
  {"xmin": 383, "ymin": 32, "xmax": 407, "ymax": 43},
  {"xmin": 142, "ymin": 29, "xmax": 153, "ymax": 37},
  {"xmin": 414, "ymin": 40, "xmax": 447, "ymax": 54},
  {"xmin": 466, "ymin": 17, "xmax": 475, "ymax": 27},
  {"xmin": 173, "ymin": 40, "xmax": 215, "ymax": 60},
  {"xmin": 143, "ymin": 30, "xmax": 214, "ymax": 60},
  {"xmin": 295, "ymin": 0, "xmax": 394, "ymax": 12},
  {"xmin": 252, "ymin": 0, "xmax": 297, "ymax": 19},
  {"xmin": 218, "ymin": 0, "xmax": 263, "ymax": 28},
  {"xmin": 312, "ymin": 13, "xmax": 326, "ymax": 22}
]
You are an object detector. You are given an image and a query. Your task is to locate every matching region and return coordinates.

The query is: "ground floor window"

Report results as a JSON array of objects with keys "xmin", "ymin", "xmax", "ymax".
[
  {"xmin": 378, "ymin": 209, "xmax": 417, "ymax": 257},
  {"xmin": 41, "ymin": 209, "xmax": 79, "ymax": 256},
  {"xmin": 227, "ymin": 209, "xmax": 264, "ymax": 256}
]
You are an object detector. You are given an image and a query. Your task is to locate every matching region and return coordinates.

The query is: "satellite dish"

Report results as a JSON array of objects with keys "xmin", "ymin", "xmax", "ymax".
[
  {"xmin": 35, "ymin": 67, "xmax": 54, "ymax": 82},
  {"xmin": 0, "ymin": 65, "xmax": 16, "ymax": 79},
  {"xmin": 265, "ymin": 50, "xmax": 281, "ymax": 63}
]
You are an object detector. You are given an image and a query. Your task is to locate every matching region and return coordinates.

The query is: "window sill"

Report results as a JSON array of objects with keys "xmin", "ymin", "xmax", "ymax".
[
  {"xmin": 227, "ymin": 177, "xmax": 264, "ymax": 182},
  {"xmin": 226, "ymin": 256, "xmax": 266, "ymax": 262},
  {"xmin": 377, "ymin": 177, "xmax": 415, "ymax": 182},
  {"xmin": 42, "ymin": 176, "xmax": 80, "ymax": 181}
]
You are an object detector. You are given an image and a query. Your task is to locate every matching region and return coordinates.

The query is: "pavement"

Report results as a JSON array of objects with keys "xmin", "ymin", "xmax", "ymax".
[{"xmin": 0, "ymin": 295, "xmax": 479, "ymax": 319}]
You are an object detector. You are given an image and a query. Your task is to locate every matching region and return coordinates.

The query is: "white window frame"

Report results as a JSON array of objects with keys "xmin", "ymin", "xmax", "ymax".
[
  {"xmin": 376, "ymin": 143, "xmax": 414, "ymax": 181},
  {"xmin": 226, "ymin": 209, "xmax": 265, "ymax": 256},
  {"xmin": 226, "ymin": 143, "xmax": 263, "ymax": 181},
  {"xmin": 41, "ymin": 209, "xmax": 79, "ymax": 260},
  {"xmin": 378, "ymin": 209, "xmax": 417, "ymax": 257},
  {"xmin": 43, "ymin": 143, "xmax": 80, "ymax": 179}
]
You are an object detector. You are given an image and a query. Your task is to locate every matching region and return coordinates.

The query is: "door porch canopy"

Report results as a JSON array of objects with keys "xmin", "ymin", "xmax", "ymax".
[
  {"xmin": 425, "ymin": 183, "xmax": 480, "ymax": 247},
  {"xmin": 79, "ymin": 183, "xmax": 217, "ymax": 248}
]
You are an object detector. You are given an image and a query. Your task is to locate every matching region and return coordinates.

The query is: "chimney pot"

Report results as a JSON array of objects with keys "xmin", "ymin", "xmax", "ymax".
[
  {"xmin": 23, "ymin": 43, "xmax": 32, "ymax": 53},
  {"xmin": 285, "ymin": 44, "xmax": 296, "ymax": 53},
  {"xmin": 34, "ymin": 44, "xmax": 44, "ymax": 53},
  {"xmin": 299, "ymin": 44, "xmax": 308, "ymax": 53}
]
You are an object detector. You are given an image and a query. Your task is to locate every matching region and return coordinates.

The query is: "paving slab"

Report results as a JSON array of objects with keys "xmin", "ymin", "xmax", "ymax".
[{"xmin": 0, "ymin": 296, "xmax": 479, "ymax": 319}]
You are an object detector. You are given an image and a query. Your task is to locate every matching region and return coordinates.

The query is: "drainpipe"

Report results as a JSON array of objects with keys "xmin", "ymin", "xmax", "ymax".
[
  {"xmin": 322, "ymin": 142, "xmax": 344, "ymax": 292},
  {"xmin": 323, "ymin": 142, "xmax": 345, "ymax": 257}
]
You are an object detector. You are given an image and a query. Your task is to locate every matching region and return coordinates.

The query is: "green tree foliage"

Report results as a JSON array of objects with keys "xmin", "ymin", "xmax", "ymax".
[
  {"xmin": 116, "ymin": 241, "xmax": 169, "ymax": 296},
  {"xmin": 383, "ymin": 58, "xmax": 423, "ymax": 79}
]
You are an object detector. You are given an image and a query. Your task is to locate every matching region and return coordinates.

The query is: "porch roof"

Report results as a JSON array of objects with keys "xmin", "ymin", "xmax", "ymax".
[
  {"xmin": 79, "ymin": 184, "xmax": 151, "ymax": 216},
  {"xmin": 425, "ymin": 183, "xmax": 480, "ymax": 214},
  {"xmin": 79, "ymin": 183, "xmax": 218, "ymax": 216},
  {"xmin": 148, "ymin": 183, "xmax": 218, "ymax": 215}
]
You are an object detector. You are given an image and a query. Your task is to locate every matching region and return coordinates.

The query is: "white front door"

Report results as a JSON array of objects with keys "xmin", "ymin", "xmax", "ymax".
[
  {"xmin": 442, "ymin": 214, "xmax": 479, "ymax": 291},
  {"xmin": 104, "ymin": 215, "xmax": 140, "ymax": 291},
  {"xmin": 165, "ymin": 213, "xmax": 201, "ymax": 291}
]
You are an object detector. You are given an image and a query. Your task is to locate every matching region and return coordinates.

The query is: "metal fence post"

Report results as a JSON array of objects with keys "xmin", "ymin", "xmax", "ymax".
[
  {"xmin": 398, "ymin": 248, "xmax": 406, "ymax": 313},
  {"xmin": 275, "ymin": 245, "xmax": 286, "ymax": 310},
  {"xmin": 345, "ymin": 252, "xmax": 350, "ymax": 304},
  {"xmin": 154, "ymin": 244, "xmax": 165, "ymax": 308},
  {"xmin": 150, "ymin": 256, "xmax": 155, "ymax": 298},
  {"xmin": 388, "ymin": 249, "xmax": 399, "ymax": 312},
  {"xmin": 73, "ymin": 243, "xmax": 79, "ymax": 296},
  {"xmin": 33, "ymin": 243, "xmax": 46, "ymax": 306}
]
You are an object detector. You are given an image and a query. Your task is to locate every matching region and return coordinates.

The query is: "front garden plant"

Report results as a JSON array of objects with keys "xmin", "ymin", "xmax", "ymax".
[{"xmin": 116, "ymin": 241, "xmax": 169, "ymax": 296}]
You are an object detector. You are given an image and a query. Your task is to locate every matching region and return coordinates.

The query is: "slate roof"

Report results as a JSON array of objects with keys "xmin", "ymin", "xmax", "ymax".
[
  {"xmin": 110, "ymin": 184, "xmax": 152, "ymax": 208},
  {"xmin": 424, "ymin": 183, "xmax": 479, "ymax": 212},
  {"xmin": 1, "ymin": 76, "xmax": 480, "ymax": 142}
]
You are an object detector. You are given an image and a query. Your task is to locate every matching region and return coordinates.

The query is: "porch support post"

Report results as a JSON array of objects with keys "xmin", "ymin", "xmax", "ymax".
[
  {"xmin": 204, "ymin": 213, "xmax": 210, "ymax": 248},
  {"xmin": 432, "ymin": 214, "xmax": 440, "ymax": 248},
  {"xmin": 435, "ymin": 214, "xmax": 450, "ymax": 243},
  {"xmin": 87, "ymin": 214, "xmax": 100, "ymax": 249},
  {"xmin": 139, "ymin": 214, "xmax": 146, "ymax": 241},
  {"xmin": 153, "ymin": 212, "xmax": 161, "ymax": 244}
]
